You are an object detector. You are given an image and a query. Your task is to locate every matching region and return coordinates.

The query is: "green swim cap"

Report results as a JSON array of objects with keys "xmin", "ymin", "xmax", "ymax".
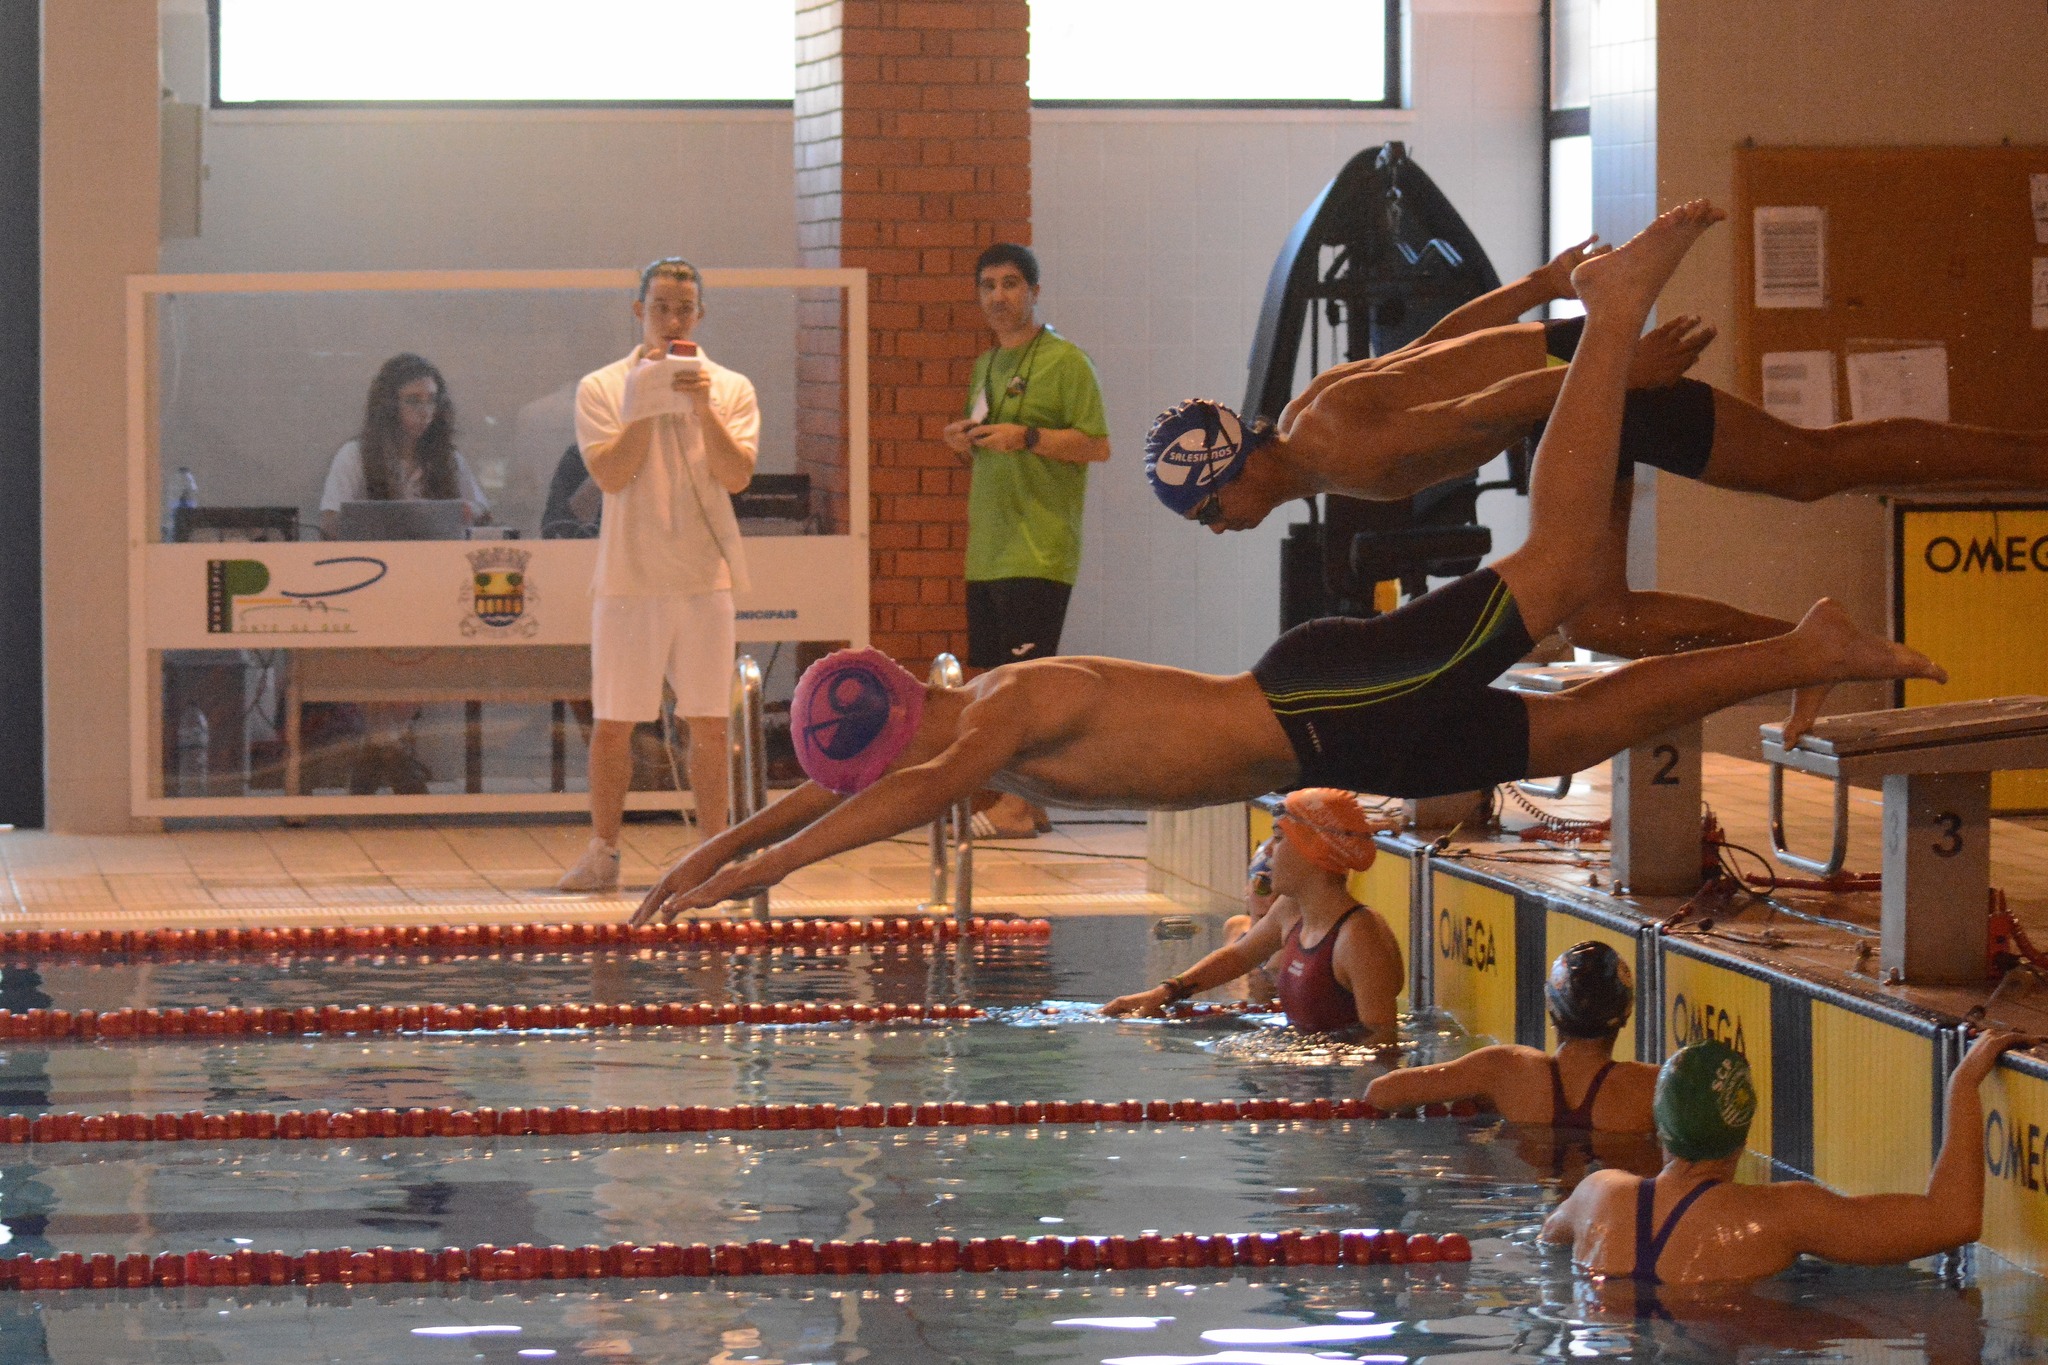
[{"xmin": 1654, "ymin": 1041, "xmax": 1756, "ymax": 1161}]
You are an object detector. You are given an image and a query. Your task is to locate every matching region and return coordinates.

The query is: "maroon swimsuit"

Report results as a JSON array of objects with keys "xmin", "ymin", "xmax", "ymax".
[
  {"xmin": 1274, "ymin": 905, "xmax": 1366, "ymax": 1033},
  {"xmin": 1549, "ymin": 1057, "xmax": 1617, "ymax": 1130}
]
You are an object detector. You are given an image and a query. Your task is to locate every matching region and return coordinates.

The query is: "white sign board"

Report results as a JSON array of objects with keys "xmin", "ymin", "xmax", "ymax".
[{"xmin": 143, "ymin": 537, "xmax": 866, "ymax": 650}]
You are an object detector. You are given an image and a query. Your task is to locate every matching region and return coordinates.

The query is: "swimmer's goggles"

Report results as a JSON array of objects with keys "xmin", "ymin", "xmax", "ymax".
[{"xmin": 1189, "ymin": 490, "xmax": 1229, "ymax": 527}]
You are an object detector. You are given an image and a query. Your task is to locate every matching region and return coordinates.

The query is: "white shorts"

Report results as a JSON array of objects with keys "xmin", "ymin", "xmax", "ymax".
[{"xmin": 590, "ymin": 591, "xmax": 735, "ymax": 722}]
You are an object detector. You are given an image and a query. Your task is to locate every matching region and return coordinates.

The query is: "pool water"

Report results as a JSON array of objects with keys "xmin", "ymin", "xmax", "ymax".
[{"xmin": 0, "ymin": 913, "xmax": 2043, "ymax": 1363}]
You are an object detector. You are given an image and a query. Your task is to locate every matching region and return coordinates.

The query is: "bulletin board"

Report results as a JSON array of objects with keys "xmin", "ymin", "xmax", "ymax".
[
  {"xmin": 1735, "ymin": 147, "xmax": 2048, "ymax": 811},
  {"xmin": 1733, "ymin": 144, "xmax": 2048, "ymax": 427}
]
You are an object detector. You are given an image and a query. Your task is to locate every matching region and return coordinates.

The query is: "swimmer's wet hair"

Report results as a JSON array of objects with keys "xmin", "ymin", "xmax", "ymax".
[{"xmin": 975, "ymin": 242, "xmax": 1039, "ymax": 288}]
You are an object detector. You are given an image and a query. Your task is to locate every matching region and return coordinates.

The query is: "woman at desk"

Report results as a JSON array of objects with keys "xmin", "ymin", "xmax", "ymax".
[
  {"xmin": 318, "ymin": 353, "xmax": 491, "ymax": 539},
  {"xmin": 316, "ymin": 354, "xmax": 491, "ymax": 794}
]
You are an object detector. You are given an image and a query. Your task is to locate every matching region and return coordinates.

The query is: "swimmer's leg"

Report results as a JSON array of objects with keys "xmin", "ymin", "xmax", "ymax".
[
  {"xmin": 1523, "ymin": 598, "xmax": 1946, "ymax": 771},
  {"xmin": 1558, "ymin": 476, "xmax": 1793, "ymax": 657},
  {"xmin": 1489, "ymin": 200, "xmax": 1725, "ymax": 639},
  {"xmin": 1701, "ymin": 390, "xmax": 2048, "ymax": 500}
]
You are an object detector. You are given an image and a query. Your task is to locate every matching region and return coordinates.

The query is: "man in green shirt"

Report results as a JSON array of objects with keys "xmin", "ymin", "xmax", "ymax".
[{"xmin": 941, "ymin": 243, "xmax": 1110, "ymax": 838}]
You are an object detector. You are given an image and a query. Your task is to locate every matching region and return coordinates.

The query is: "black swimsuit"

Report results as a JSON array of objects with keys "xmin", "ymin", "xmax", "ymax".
[
  {"xmin": 1549, "ymin": 1058, "xmax": 1617, "ymax": 1131},
  {"xmin": 1251, "ymin": 569, "xmax": 1535, "ymax": 798},
  {"xmin": 1542, "ymin": 316, "xmax": 1717, "ymax": 481},
  {"xmin": 1629, "ymin": 1177, "xmax": 1722, "ymax": 1286}
]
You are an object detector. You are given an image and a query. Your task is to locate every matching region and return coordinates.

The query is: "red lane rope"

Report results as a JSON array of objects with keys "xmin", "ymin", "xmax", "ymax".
[
  {"xmin": 0, "ymin": 998, "xmax": 980, "ymax": 1042},
  {"xmin": 0, "ymin": 916, "xmax": 1054, "ymax": 961},
  {"xmin": 0, "ymin": 1227, "xmax": 1474, "ymax": 1292},
  {"xmin": 1, "ymin": 1095, "xmax": 1479, "ymax": 1147}
]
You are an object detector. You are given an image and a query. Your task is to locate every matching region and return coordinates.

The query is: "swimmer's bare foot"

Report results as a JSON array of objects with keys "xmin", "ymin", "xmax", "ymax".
[
  {"xmin": 1781, "ymin": 598, "xmax": 1945, "ymax": 744},
  {"xmin": 1783, "ymin": 683, "xmax": 1833, "ymax": 750},
  {"xmin": 973, "ymin": 792, "xmax": 1044, "ymax": 840},
  {"xmin": 1569, "ymin": 199, "xmax": 1724, "ymax": 316}
]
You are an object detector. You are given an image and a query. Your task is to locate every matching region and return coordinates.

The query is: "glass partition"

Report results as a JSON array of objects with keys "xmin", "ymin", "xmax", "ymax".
[{"xmin": 130, "ymin": 269, "xmax": 866, "ymax": 815}]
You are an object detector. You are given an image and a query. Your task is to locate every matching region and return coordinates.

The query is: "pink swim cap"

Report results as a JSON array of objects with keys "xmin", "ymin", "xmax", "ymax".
[{"xmin": 790, "ymin": 648, "xmax": 927, "ymax": 795}]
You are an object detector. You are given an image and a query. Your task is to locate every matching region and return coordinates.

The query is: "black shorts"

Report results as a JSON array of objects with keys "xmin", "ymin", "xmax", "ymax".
[
  {"xmin": 1251, "ymin": 568, "xmax": 1534, "ymax": 799},
  {"xmin": 1541, "ymin": 316, "xmax": 1716, "ymax": 481},
  {"xmin": 966, "ymin": 577, "xmax": 1073, "ymax": 670}
]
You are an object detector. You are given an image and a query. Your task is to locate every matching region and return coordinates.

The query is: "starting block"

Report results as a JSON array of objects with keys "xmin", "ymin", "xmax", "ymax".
[
  {"xmin": 1761, "ymin": 696, "xmax": 2048, "ymax": 985},
  {"xmin": 1502, "ymin": 663, "xmax": 1704, "ymax": 896}
]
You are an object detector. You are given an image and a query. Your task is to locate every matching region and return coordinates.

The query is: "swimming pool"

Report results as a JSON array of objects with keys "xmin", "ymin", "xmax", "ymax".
[{"xmin": 0, "ymin": 912, "xmax": 2042, "ymax": 1363}]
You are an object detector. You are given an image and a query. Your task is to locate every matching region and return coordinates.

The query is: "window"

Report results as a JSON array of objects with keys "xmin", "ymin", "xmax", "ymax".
[
  {"xmin": 211, "ymin": 0, "xmax": 796, "ymax": 106},
  {"xmin": 1029, "ymin": 0, "xmax": 1398, "ymax": 105},
  {"xmin": 1544, "ymin": 0, "xmax": 1592, "ymax": 317},
  {"xmin": 213, "ymin": 0, "xmax": 1399, "ymax": 109}
]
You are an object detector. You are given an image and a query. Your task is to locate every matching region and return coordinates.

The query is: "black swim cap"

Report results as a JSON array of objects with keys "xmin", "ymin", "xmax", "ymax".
[{"xmin": 1545, "ymin": 941, "xmax": 1635, "ymax": 1039}]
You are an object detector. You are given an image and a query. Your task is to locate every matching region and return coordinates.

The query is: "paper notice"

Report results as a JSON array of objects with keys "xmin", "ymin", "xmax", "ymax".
[
  {"xmin": 1844, "ymin": 346, "xmax": 1950, "ymax": 422},
  {"xmin": 2032, "ymin": 173, "xmax": 2048, "ymax": 245},
  {"xmin": 1758, "ymin": 351, "xmax": 1837, "ymax": 428},
  {"xmin": 2034, "ymin": 258, "xmax": 2048, "ymax": 330},
  {"xmin": 1753, "ymin": 206, "xmax": 1827, "ymax": 309},
  {"xmin": 621, "ymin": 354, "xmax": 701, "ymax": 424}
]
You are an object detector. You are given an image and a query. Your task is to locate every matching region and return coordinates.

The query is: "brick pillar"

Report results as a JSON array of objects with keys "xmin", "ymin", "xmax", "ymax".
[{"xmin": 795, "ymin": 1, "xmax": 1030, "ymax": 668}]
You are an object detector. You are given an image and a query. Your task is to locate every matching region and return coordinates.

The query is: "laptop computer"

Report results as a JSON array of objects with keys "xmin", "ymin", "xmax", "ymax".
[{"xmin": 334, "ymin": 500, "xmax": 467, "ymax": 541}]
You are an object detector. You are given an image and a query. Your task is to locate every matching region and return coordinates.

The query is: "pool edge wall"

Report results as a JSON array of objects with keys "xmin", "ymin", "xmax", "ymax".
[{"xmin": 1183, "ymin": 809, "xmax": 2048, "ymax": 1277}]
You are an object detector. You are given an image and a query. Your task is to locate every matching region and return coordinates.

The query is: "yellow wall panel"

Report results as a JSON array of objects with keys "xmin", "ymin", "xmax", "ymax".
[
  {"xmin": 1430, "ymin": 872, "xmax": 1517, "ymax": 1045},
  {"xmin": 1810, "ymin": 1000, "xmax": 1933, "ymax": 1197},
  {"xmin": 1661, "ymin": 952, "xmax": 1774, "ymax": 1158},
  {"xmin": 1543, "ymin": 912, "xmax": 1637, "ymax": 1060},
  {"xmin": 1896, "ymin": 506, "xmax": 2048, "ymax": 810},
  {"xmin": 1351, "ymin": 851, "xmax": 1411, "ymax": 1010},
  {"xmin": 1980, "ymin": 1063, "xmax": 2048, "ymax": 1276}
]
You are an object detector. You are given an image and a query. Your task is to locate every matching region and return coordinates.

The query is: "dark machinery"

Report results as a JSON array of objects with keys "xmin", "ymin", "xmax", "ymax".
[{"xmin": 1245, "ymin": 142, "xmax": 1530, "ymax": 627}]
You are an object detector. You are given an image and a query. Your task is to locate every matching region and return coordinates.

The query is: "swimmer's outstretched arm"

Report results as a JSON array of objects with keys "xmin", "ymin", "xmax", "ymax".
[
  {"xmin": 647, "ymin": 708, "xmax": 1028, "ymax": 916},
  {"xmin": 1102, "ymin": 910, "xmax": 1291, "ymax": 1017},
  {"xmin": 1405, "ymin": 236, "xmax": 1608, "ymax": 351},
  {"xmin": 1364, "ymin": 1045, "xmax": 1519, "ymax": 1114},
  {"xmin": 631, "ymin": 782, "xmax": 846, "ymax": 924},
  {"xmin": 1773, "ymin": 1029, "xmax": 2030, "ymax": 1266}
]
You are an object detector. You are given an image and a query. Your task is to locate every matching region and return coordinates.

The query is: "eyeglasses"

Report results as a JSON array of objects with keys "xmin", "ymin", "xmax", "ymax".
[{"xmin": 1189, "ymin": 493, "xmax": 1226, "ymax": 527}]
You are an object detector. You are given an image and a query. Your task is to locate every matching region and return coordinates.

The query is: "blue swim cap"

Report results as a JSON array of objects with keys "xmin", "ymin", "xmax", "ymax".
[{"xmin": 1144, "ymin": 400, "xmax": 1270, "ymax": 516}]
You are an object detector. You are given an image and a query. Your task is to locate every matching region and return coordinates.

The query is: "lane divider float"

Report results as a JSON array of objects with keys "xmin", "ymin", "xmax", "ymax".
[
  {"xmin": 0, "ymin": 1227, "xmax": 1473, "ymax": 1292},
  {"xmin": 0, "ymin": 998, "xmax": 980, "ymax": 1042},
  {"xmin": 0, "ymin": 917, "xmax": 1054, "ymax": 961},
  {"xmin": 0, "ymin": 1095, "xmax": 1479, "ymax": 1146}
]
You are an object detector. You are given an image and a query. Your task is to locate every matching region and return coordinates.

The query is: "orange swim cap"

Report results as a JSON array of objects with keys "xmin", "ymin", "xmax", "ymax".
[{"xmin": 1276, "ymin": 788, "xmax": 1388, "ymax": 875}]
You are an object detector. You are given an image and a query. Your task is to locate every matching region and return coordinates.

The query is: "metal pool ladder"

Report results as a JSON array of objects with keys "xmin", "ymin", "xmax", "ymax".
[
  {"xmin": 919, "ymin": 653, "xmax": 974, "ymax": 923},
  {"xmin": 727, "ymin": 654, "xmax": 771, "ymax": 921}
]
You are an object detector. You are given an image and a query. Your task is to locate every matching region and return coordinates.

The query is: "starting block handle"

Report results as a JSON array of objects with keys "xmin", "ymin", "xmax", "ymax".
[
  {"xmin": 1516, "ymin": 773, "xmax": 1572, "ymax": 801},
  {"xmin": 1768, "ymin": 762, "xmax": 1850, "ymax": 877}
]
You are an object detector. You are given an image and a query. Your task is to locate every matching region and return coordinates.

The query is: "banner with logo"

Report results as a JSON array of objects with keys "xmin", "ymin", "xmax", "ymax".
[
  {"xmin": 1430, "ymin": 872, "xmax": 1517, "ymax": 1046},
  {"xmin": 144, "ymin": 537, "xmax": 867, "ymax": 650},
  {"xmin": 1895, "ymin": 503, "xmax": 2048, "ymax": 810},
  {"xmin": 1660, "ymin": 950, "xmax": 1774, "ymax": 1158}
]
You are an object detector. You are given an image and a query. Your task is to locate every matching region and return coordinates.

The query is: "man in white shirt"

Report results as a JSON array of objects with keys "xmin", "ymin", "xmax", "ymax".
[{"xmin": 557, "ymin": 258, "xmax": 760, "ymax": 892}]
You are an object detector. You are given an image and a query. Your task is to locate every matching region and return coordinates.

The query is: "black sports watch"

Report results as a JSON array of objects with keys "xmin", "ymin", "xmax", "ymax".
[{"xmin": 1022, "ymin": 426, "xmax": 1041, "ymax": 451}]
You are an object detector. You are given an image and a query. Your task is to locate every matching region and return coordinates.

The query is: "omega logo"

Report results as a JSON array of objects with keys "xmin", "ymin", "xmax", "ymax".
[
  {"xmin": 1667, "ymin": 991, "xmax": 1747, "ymax": 1055},
  {"xmin": 1436, "ymin": 909, "xmax": 1498, "ymax": 973},
  {"xmin": 1922, "ymin": 535, "xmax": 2048, "ymax": 575}
]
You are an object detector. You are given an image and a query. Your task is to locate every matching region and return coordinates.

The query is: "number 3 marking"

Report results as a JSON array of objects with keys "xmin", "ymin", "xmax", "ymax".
[{"xmin": 1931, "ymin": 812, "xmax": 1963, "ymax": 858}]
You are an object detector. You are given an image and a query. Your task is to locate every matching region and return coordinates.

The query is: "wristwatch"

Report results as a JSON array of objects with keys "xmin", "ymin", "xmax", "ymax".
[{"xmin": 1022, "ymin": 426, "xmax": 1040, "ymax": 451}]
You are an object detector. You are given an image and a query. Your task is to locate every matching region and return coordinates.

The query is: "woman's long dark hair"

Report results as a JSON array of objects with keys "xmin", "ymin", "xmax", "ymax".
[{"xmin": 358, "ymin": 353, "xmax": 458, "ymax": 501}]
